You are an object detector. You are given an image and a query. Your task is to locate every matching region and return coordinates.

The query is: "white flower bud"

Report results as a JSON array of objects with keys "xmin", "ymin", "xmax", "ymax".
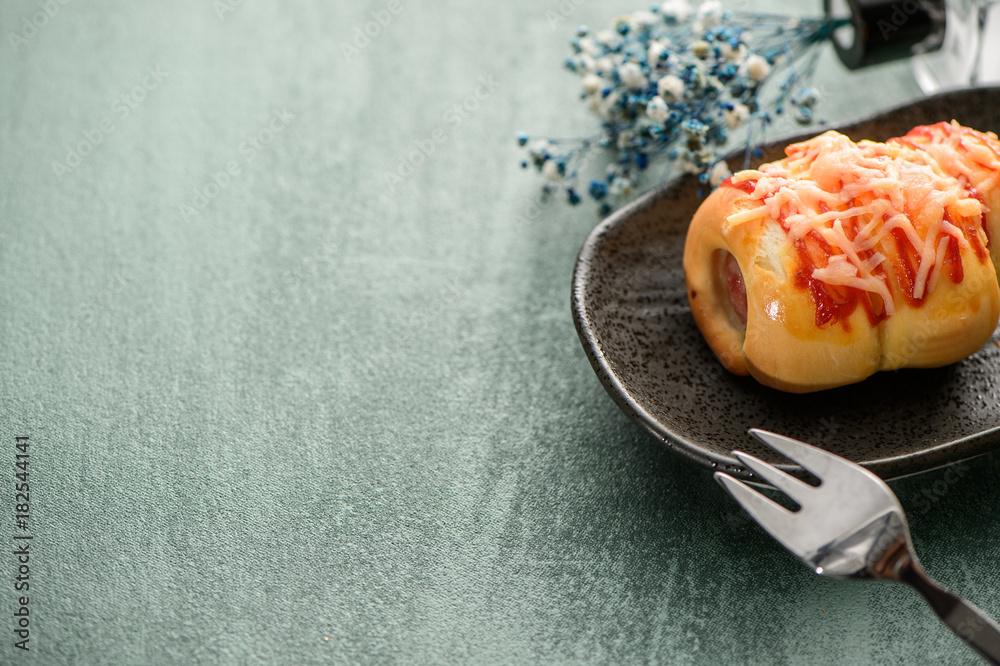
[
  {"xmin": 648, "ymin": 40, "xmax": 666, "ymax": 65},
  {"xmin": 657, "ymin": 74, "xmax": 685, "ymax": 100},
  {"xmin": 616, "ymin": 129, "xmax": 634, "ymax": 150},
  {"xmin": 609, "ymin": 177, "xmax": 634, "ymax": 197},
  {"xmin": 595, "ymin": 30, "xmax": 619, "ymax": 47},
  {"xmin": 743, "ymin": 54, "xmax": 771, "ymax": 82},
  {"xmin": 725, "ymin": 103, "xmax": 750, "ymax": 129},
  {"xmin": 697, "ymin": 0, "xmax": 724, "ymax": 28},
  {"xmin": 618, "ymin": 62, "xmax": 646, "ymax": 90},
  {"xmin": 646, "ymin": 96, "xmax": 670, "ymax": 123},
  {"xmin": 596, "ymin": 91, "xmax": 619, "ymax": 119},
  {"xmin": 542, "ymin": 159, "xmax": 561, "ymax": 181},
  {"xmin": 677, "ymin": 157, "xmax": 699, "ymax": 174},
  {"xmin": 708, "ymin": 160, "xmax": 732, "ymax": 187},
  {"xmin": 659, "ymin": 0, "xmax": 692, "ymax": 21},
  {"xmin": 528, "ymin": 140, "xmax": 550, "ymax": 158},
  {"xmin": 581, "ymin": 73, "xmax": 603, "ymax": 94},
  {"xmin": 690, "ymin": 40, "xmax": 711, "ymax": 59}
]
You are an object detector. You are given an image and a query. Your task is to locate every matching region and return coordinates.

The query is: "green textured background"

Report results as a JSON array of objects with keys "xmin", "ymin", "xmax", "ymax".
[{"xmin": 2, "ymin": 0, "xmax": 999, "ymax": 664}]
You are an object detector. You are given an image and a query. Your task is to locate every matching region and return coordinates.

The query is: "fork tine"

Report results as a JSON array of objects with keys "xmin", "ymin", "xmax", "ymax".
[
  {"xmin": 732, "ymin": 450, "xmax": 814, "ymax": 504},
  {"xmin": 748, "ymin": 428, "xmax": 858, "ymax": 481},
  {"xmin": 714, "ymin": 471, "xmax": 798, "ymax": 544}
]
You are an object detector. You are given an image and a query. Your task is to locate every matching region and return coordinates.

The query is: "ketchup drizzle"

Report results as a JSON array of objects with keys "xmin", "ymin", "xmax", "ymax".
[
  {"xmin": 789, "ymin": 201, "xmax": 887, "ymax": 331},
  {"xmin": 720, "ymin": 175, "xmax": 757, "ymax": 194},
  {"xmin": 722, "ymin": 127, "xmax": 995, "ymax": 330}
]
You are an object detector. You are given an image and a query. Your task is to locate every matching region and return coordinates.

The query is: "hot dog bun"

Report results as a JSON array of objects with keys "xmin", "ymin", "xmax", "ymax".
[{"xmin": 683, "ymin": 124, "xmax": 1000, "ymax": 392}]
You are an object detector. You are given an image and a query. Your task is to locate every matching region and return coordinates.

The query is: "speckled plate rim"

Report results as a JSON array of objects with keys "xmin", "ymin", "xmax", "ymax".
[{"xmin": 572, "ymin": 86, "xmax": 1000, "ymax": 481}]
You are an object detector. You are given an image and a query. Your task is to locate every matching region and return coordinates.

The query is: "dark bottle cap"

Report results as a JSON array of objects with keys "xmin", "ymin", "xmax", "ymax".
[{"xmin": 824, "ymin": 0, "xmax": 946, "ymax": 69}]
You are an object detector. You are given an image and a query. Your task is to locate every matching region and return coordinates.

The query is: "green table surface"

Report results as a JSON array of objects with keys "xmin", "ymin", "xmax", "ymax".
[{"xmin": 2, "ymin": 0, "xmax": 999, "ymax": 664}]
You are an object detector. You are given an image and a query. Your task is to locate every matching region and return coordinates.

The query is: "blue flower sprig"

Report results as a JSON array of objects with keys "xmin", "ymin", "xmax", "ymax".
[{"xmin": 518, "ymin": 0, "xmax": 847, "ymax": 214}]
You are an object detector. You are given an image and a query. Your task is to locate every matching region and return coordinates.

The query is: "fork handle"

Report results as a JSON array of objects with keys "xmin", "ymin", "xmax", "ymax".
[{"xmin": 901, "ymin": 562, "xmax": 1000, "ymax": 665}]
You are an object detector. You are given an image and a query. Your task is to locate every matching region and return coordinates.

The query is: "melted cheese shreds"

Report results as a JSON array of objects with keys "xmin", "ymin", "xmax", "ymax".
[
  {"xmin": 928, "ymin": 236, "xmax": 951, "ymax": 294},
  {"xmin": 895, "ymin": 121, "xmax": 1000, "ymax": 192},
  {"xmin": 811, "ymin": 254, "xmax": 893, "ymax": 314},
  {"xmin": 723, "ymin": 129, "xmax": 990, "ymax": 322},
  {"xmin": 731, "ymin": 170, "xmax": 764, "ymax": 184}
]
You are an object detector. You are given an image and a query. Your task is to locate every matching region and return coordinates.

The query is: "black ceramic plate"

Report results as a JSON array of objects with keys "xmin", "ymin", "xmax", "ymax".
[{"xmin": 573, "ymin": 86, "xmax": 1000, "ymax": 481}]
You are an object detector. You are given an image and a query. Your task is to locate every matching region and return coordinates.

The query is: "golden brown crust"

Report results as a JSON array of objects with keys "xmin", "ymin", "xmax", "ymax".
[
  {"xmin": 892, "ymin": 121, "xmax": 1000, "ymax": 283},
  {"xmin": 684, "ymin": 184, "xmax": 883, "ymax": 392},
  {"xmin": 684, "ymin": 186, "xmax": 752, "ymax": 376},
  {"xmin": 683, "ymin": 125, "xmax": 1000, "ymax": 392}
]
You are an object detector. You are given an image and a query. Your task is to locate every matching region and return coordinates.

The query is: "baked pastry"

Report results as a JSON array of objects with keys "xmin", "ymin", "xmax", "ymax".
[{"xmin": 683, "ymin": 123, "xmax": 1000, "ymax": 392}]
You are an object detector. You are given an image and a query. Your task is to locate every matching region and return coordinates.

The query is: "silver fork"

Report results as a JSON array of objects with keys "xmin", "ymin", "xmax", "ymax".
[{"xmin": 716, "ymin": 429, "xmax": 1000, "ymax": 665}]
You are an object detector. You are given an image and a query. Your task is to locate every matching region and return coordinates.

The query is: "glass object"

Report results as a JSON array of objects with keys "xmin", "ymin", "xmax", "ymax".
[{"xmin": 912, "ymin": 0, "xmax": 1000, "ymax": 92}]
